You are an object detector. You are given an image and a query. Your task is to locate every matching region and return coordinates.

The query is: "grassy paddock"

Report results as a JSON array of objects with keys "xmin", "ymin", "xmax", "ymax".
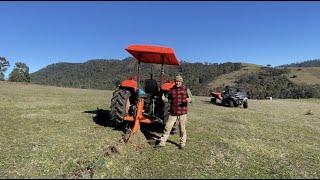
[{"xmin": 0, "ymin": 81, "xmax": 319, "ymax": 178}]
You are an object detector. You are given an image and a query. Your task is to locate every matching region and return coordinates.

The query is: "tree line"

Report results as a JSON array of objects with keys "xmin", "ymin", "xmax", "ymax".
[
  {"xmin": 278, "ymin": 59, "xmax": 320, "ymax": 67},
  {"xmin": 2, "ymin": 56, "xmax": 320, "ymax": 99},
  {"xmin": 0, "ymin": 57, "xmax": 31, "ymax": 82}
]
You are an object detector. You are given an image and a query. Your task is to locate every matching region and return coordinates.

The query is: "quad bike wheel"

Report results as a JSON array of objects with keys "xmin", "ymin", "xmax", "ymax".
[
  {"xmin": 243, "ymin": 101, "xmax": 248, "ymax": 109},
  {"xmin": 211, "ymin": 97, "xmax": 216, "ymax": 104},
  {"xmin": 228, "ymin": 99, "xmax": 234, "ymax": 107}
]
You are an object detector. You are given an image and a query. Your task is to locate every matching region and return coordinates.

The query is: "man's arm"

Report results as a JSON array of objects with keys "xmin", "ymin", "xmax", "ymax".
[{"xmin": 187, "ymin": 88, "xmax": 192, "ymax": 103}]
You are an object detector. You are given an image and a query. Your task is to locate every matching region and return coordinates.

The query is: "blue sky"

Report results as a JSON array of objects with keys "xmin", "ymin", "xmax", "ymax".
[{"xmin": 1, "ymin": 2, "xmax": 320, "ymax": 78}]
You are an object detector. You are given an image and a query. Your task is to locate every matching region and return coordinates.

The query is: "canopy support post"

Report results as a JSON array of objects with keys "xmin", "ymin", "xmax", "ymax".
[{"xmin": 160, "ymin": 54, "xmax": 165, "ymax": 85}]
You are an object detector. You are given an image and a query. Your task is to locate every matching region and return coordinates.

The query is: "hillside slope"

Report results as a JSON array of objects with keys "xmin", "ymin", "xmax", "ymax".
[
  {"xmin": 285, "ymin": 67, "xmax": 320, "ymax": 85},
  {"xmin": 210, "ymin": 65, "xmax": 320, "ymax": 90},
  {"xmin": 208, "ymin": 65, "xmax": 320, "ymax": 99},
  {"xmin": 209, "ymin": 63, "xmax": 262, "ymax": 90}
]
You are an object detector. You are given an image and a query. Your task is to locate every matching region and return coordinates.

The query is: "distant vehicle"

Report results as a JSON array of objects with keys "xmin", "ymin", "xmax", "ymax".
[{"xmin": 211, "ymin": 87, "xmax": 248, "ymax": 108}]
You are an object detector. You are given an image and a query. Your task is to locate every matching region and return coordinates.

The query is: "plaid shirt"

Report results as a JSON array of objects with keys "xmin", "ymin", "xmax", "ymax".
[{"xmin": 169, "ymin": 85, "xmax": 188, "ymax": 115}]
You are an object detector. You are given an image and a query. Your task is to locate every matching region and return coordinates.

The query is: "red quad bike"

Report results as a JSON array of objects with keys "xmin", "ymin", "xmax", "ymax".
[
  {"xmin": 110, "ymin": 45, "xmax": 181, "ymax": 142},
  {"xmin": 211, "ymin": 87, "xmax": 248, "ymax": 108}
]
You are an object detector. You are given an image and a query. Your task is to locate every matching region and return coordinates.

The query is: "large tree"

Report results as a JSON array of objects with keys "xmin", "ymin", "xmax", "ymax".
[
  {"xmin": 0, "ymin": 57, "xmax": 10, "ymax": 81},
  {"xmin": 8, "ymin": 62, "xmax": 31, "ymax": 82}
]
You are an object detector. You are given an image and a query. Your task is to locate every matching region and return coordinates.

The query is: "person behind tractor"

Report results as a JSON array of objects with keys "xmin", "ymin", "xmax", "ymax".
[
  {"xmin": 222, "ymin": 85, "xmax": 231, "ymax": 98},
  {"xmin": 155, "ymin": 74, "xmax": 192, "ymax": 149},
  {"xmin": 224, "ymin": 85, "xmax": 231, "ymax": 94}
]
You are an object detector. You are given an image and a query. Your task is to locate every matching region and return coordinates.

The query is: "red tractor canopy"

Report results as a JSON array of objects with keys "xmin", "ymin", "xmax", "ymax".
[{"xmin": 125, "ymin": 44, "xmax": 180, "ymax": 66}]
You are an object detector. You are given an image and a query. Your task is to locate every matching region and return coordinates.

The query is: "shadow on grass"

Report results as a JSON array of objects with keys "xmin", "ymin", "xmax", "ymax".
[
  {"xmin": 83, "ymin": 108, "xmax": 179, "ymax": 147},
  {"xmin": 83, "ymin": 108, "xmax": 126, "ymax": 133},
  {"xmin": 201, "ymin": 99, "xmax": 235, "ymax": 108},
  {"xmin": 201, "ymin": 99, "xmax": 224, "ymax": 107},
  {"xmin": 201, "ymin": 99, "xmax": 215, "ymax": 105},
  {"xmin": 140, "ymin": 123, "xmax": 180, "ymax": 147}
]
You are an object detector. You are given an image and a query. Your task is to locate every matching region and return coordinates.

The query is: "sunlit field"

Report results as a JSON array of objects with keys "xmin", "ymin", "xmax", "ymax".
[{"xmin": 0, "ymin": 81, "xmax": 319, "ymax": 178}]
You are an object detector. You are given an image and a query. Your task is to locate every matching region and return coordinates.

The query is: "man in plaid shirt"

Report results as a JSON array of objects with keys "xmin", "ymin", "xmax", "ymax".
[{"xmin": 155, "ymin": 74, "xmax": 192, "ymax": 149}]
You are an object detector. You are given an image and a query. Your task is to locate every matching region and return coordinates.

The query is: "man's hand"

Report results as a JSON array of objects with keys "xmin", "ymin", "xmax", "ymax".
[
  {"xmin": 162, "ymin": 94, "xmax": 169, "ymax": 103},
  {"xmin": 187, "ymin": 98, "xmax": 192, "ymax": 103}
]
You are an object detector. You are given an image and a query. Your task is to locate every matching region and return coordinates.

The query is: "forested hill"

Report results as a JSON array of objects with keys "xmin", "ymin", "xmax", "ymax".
[
  {"xmin": 30, "ymin": 58, "xmax": 320, "ymax": 98},
  {"xmin": 30, "ymin": 58, "xmax": 243, "ymax": 96},
  {"xmin": 279, "ymin": 59, "xmax": 320, "ymax": 67},
  {"xmin": 31, "ymin": 58, "xmax": 136, "ymax": 90}
]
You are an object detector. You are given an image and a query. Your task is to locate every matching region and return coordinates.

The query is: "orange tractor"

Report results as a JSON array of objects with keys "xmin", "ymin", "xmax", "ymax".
[{"xmin": 110, "ymin": 45, "xmax": 180, "ymax": 141}]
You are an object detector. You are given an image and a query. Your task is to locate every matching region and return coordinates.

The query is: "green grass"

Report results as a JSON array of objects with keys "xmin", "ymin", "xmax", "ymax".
[{"xmin": 0, "ymin": 81, "xmax": 319, "ymax": 178}]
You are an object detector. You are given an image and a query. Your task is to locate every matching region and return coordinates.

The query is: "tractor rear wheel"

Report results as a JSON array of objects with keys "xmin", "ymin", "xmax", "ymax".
[{"xmin": 110, "ymin": 89, "xmax": 131, "ymax": 125}]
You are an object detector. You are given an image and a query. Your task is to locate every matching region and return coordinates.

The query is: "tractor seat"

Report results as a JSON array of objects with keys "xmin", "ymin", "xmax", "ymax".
[{"xmin": 144, "ymin": 79, "xmax": 159, "ymax": 94}]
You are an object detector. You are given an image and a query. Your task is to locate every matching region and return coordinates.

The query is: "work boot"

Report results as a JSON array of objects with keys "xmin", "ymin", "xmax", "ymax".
[{"xmin": 154, "ymin": 141, "xmax": 165, "ymax": 149}]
